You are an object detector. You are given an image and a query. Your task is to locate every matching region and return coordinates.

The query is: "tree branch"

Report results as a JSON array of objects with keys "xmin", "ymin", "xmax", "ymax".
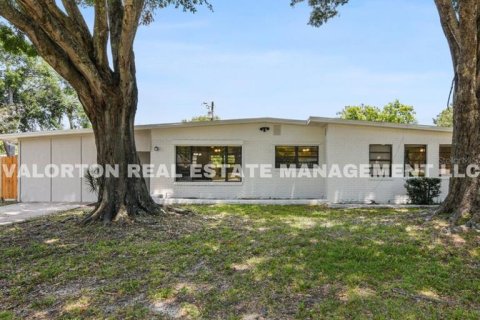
[
  {"xmin": 61, "ymin": 0, "xmax": 93, "ymax": 51},
  {"xmin": 0, "ymin": 0, "xmax": 94, "ymax": 114},
  {"xmin": 476, "ymin": 6, "xmax": 480, "ymax": 96},
  {"xmin": 118, "ymin": 0, "xmax": 144, "ymax": 86},
  {"xmin": 15, "ymin": 0, "xmax": 108, "ymax": 92},
  {"xmin": 108, "ymin": 0, "xmax": 124, "ymax": 74},
  {"xmin": 435, "ymin": 0, "xmax": 461, "ymax": 70},
  {"xmin": 93, "ymin": 0, "xmax": 110, "ymax": 71}
]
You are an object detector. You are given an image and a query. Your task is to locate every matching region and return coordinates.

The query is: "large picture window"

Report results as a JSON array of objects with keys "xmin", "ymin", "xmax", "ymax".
[
  {"xmin": 275, "ymin": 146, "xmax": 319, "ymax": 168},
  {"xmin": 405, "ymin": 145, "xmax": 427, "ymax": 177},
  {"xmin": 176, "ymin": 146, "xmax": 242, "ymax": 182},
  {"xmin": 439, "ymin": 145, "xmax": 452, "ymax": 176},
  {"xmin": 369, "ymin": 144, "xmax": 392, "ymax": 177}
]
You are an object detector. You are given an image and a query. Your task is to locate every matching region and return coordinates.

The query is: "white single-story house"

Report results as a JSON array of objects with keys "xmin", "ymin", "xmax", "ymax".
[{"xmin": 0, "ymin": 117, "xmax": 453, "ymax": 204}]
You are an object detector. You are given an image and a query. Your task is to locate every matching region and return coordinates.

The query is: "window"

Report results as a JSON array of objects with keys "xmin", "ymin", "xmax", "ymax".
[
  {"xmin": 175, "ymin": 146, "xmax": 242, "ymax": 182},
  {"xmin": 369, "ymin": 144, "xmax": 392, "ymax": 177},
  {"xmin": 404, "ymin": 145, "xmax": 427, "ymax": 177},
  {"xmin": 439, "ymin": 145, "xmax": 452, "ymax": 176},
  {"xmin": 275, "ymin": 146, "xmax": 319, "ymax": 168}
]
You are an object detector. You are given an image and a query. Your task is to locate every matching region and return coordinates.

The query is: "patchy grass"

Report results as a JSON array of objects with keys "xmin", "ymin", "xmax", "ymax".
[{"xmin": 0, "ymin": 205, "xmax": 479, "ymax": 319}]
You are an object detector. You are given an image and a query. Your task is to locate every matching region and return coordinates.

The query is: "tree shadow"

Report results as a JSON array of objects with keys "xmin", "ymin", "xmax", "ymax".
[{"xmin": 0, "ymin": 205, "xmax": 478, "ymax": 319}]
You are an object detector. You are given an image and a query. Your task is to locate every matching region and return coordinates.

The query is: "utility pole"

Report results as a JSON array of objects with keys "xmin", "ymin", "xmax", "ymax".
[{"xmin": 203, "ymin": 101, "xmax": 215, "ymax": 121}]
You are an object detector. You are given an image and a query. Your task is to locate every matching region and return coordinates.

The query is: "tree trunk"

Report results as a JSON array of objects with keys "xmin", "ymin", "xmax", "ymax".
[
  {"xmin": 436, "ymin": 70, "xmax": 480, "ymax": 225},
  {"xmin": 436, "ymin": 73, "xmax": 480, "ymax": 226},
  {"xmin": 82, "ymin": 87, "xmax": 160, "ymax": 224},
  {"xmin": 434, "ymin": 0, "xmax": 480, "ymax": 228}
]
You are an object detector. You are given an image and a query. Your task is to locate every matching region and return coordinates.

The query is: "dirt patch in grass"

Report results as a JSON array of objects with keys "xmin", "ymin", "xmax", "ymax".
[{"xmin": 0, "ymin": 205, "xmax": 479, "ymax": 319}]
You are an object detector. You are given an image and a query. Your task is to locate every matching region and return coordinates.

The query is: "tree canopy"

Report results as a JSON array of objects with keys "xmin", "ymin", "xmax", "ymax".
[
  {"xmin": 0, "ymin": 40, "xmax": 89, "ymax": 134},
  {"xmin": 338, "ymin": 100, "xmax": 417, "ymax": 124}
]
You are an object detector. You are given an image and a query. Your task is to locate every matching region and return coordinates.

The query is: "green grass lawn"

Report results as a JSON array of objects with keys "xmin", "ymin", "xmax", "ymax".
[{"xmin": 0, "ymin": 205, "xmax": 479, "ymax": 319}]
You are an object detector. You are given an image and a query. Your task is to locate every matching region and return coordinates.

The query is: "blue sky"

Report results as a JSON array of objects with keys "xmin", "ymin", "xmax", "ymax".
[{"xmin": 132, "ymin": 1, "xmax": 451, "ymax": 124}]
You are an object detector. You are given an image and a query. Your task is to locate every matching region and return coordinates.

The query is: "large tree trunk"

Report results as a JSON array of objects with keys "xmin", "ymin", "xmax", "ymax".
[
  {"xmin": 435, "ymin": 0, "xmax": 480, "ymax": 227},
  {"xmin": 0, "ymin": 0, "xmax": 178, "ymax": 224},
  {"xmin": 82, "ymin": 86, "xmax": 160, "ymax": 224}
]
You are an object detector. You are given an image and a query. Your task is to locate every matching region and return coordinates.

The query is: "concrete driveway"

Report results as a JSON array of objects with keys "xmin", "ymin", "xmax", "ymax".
[{"xmin": 0, "ymin": 203, "xmax": 84, "ymax": 226}]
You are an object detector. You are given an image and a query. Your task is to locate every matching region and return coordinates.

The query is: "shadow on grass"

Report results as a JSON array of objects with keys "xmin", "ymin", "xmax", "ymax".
[{"xmin": 0, "ymin": 205, "xmax": 478, "ymax": 319}]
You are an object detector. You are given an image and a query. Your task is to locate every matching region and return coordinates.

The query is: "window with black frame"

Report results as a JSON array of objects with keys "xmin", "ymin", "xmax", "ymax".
[
  {"xmin": 369, "ymin": 144, "xmax": 392, "ymax": 177},
  {"xmin": 439, "ymin": 145, "xmax": 452, "ymax": 176},
  {"xmin": 404, "ymin": 144, "xmax": 427, "ymax": 177},
  {"xmin": 275, "ymin": 146, "xmax": 319, "ymax": 168},
  {"xmin": 175, "ymin": 146, "xmax": 242, "ymax": 182}
]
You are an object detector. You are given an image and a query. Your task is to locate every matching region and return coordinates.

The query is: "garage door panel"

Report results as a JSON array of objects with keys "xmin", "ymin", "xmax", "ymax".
[
  {"xmin": 20, "ymin": 138, "xmax": 51, "ymax": 202},
  {"xmin": 52, "ymin": 137, "xmax": 81, "ymax": 202}
]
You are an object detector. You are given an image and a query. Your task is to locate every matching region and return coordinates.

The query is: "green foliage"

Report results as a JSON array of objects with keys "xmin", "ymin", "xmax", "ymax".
[
  {"xmin": 182, "ymin": 115, "xmax": 220, "ymax": 122},
  {"xmin": 291, "ymin": 0, "xmax": 349, "ymax": 27},
  {"xmin": 291, "ymin": 0, "xmax": 457, "ymax": 30},
  {"xmin": 433, "ymin": 106, "xmax": 453, "ymax": 127},
  {"xmin": 0, "ymin": 23, "xmax": 36, "ymax": 57},
  {"xmin": 84, "ymin": 170, "xmax": 100, "ymax": 196},
  {"xmin": 142, "ymin": 0, "xmax": 213, "ymax": 23},
  {"xmin": 336, "ymin": 104, "xmax": 382, "ymax": 122},
  {"xmin": 77, "ymin": 0, "xmax": 213, "ymax": 25},
  {"xmin": 338, "ymin": 100, "xmax": 417, "ymax": 124},
  {"xmin": 0, "ymin": 41, "xmax": 90, "ymax": 134},
  {"xmin": 404, "ymin": 178, "xmax": 442, "ymax": 205}
]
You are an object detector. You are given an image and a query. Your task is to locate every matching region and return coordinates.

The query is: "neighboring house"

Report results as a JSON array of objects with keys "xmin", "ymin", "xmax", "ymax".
[{"xmin": 0, "ymin": 117, "xmax": 453, "ymax": 204}]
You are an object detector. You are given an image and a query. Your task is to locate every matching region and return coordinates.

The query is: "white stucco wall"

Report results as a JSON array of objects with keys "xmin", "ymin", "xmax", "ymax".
[
  {"xmin": 324, "ymin": 124, "xmax": 452, "ymax": 204},
  {"xmin": 150, "ymin": 122, "xmax": 327, "ymax": 199},
  {"xmin": 18, "ymin": 130, "xmax": 151, "ymax": 203},
  {"xmin": 15, "ymin": 121, "xmax": 452, "ymax": 204}
]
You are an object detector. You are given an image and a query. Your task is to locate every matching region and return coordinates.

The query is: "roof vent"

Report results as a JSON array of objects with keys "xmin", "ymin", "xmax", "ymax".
[{"xmin": 273, "ymin": 125, "xmax": 282, "ymax": 136}]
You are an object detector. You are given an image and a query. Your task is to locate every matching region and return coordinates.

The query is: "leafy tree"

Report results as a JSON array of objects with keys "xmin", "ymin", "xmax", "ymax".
[
  {"xmin": 0, "ymin": 42, "xmax": 89, "ymax": 133},
  {"xmin": 433, "ymin": 106, "xmax": 453, "ymax": 127},
  {"xmin": 293, "ymin": 0, "xmax": 479, "ymax": 227},
  {"xmin": 380, "ymin": 100, "xmax": 416, "ymax": 124},
  {"xmin": 0, "ymin": 0, "xmax": 211, "ymax": 223},
  {"xmin": 337, "ymin": 104, "xmax": 381, "ymax": 122},
  {"xmin": 338, "ymin": 100, "xmax": 417, "ymax": 124}
]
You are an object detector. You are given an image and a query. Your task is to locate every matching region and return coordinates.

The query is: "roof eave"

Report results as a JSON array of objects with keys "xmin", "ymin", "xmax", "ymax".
[{"xmin": 308, "ymin": 117, "xmax": 453, "ymax": 133}]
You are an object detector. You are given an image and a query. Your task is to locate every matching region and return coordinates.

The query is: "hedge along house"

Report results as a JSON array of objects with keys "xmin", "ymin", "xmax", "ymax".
[{"xmin": 0, "ymin": 117, "xmax": 453, "ymax": 204}]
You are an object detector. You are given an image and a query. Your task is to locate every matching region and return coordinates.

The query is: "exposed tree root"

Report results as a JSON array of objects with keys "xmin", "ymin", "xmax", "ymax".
[
  {"xmin": 161, "ymin": 206, "xmax": 195, "ymax": 216},
  {"xmin": 428, "ymin": 200, "xmax": 480, "ymax": 230},
  {"xmin": 82, "ymin": 200, "xmax": 195, "ymax": 225},
  {"xmin": 465, "ymin": 212, "xmax": 480, "ymax": 229}
]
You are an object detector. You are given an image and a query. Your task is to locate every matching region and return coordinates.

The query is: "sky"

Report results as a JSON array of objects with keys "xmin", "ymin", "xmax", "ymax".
[{"xmin": 120, "ymin": 1, "xmax": 452, "ymax": 125}]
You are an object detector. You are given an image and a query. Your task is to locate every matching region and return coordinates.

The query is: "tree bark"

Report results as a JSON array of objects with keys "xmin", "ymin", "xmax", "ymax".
[
  {"xmin": 435, "ymin": 0, "xmax": 480, "ymax": 227},
  {"xmin": 0, "ymin": 0, "xmax": 208, "ymax": 223},
  {"xmin": 82, "ymin": 84, "xmax": 160, "ymax": 224}
]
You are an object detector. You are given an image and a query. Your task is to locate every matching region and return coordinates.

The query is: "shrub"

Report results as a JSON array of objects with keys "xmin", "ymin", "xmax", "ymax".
[
  {"xmin": 84, "ymin": 169, "xmax": 100, "ymax": 195},
  {"xmin": 404, "ymin": 178, "xmax": 441, "ymax": 205}
]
